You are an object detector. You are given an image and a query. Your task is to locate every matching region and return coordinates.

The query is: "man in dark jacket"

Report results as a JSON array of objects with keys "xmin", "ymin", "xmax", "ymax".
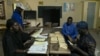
[
  {"xmin": 69, "ymin": 21, "xmax": 96, "ymax": 56},
  {"xmin": 2, "ymin": 19, "xmax": 33, "ymax": 56}
]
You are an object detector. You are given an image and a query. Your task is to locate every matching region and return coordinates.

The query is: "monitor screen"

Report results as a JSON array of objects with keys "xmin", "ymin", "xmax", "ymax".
[{"xmin": 24, "ymin": 10, "xmax": 36, "ymax": 19}]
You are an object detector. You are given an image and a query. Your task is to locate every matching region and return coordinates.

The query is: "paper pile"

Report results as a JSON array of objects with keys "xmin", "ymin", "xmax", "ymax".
[
  {"xmin": 27, "ymin": 41, "xmax": 48, "ymax": 54},
  {"xmin": 54, "ymin": 31, "xmax": 65, "ymax": 43},
  {"xmin": 31, "ymin": 28, "xmax": 43, "ymax": 38},
  {"xmin": 59, "ymin": 42, "xmax": 68, "ymax": 50},
  {"xmin": 49, "ymin": 33, "xmax": 58, "ymax": 43},
  {"xmin": 51, "ymin": 36, "xmax": 58, "ymax": 43}
]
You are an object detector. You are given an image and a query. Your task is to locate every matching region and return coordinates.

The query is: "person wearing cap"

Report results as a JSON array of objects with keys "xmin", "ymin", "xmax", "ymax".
[
  {"xmin": 62, "ymin": 17, "xmax": 78, "ymax": 44},
  {"xmin": 69, "ymin": 21, "xmax": 96, "ymax": 56},
  {"xmin": 11, "ymin": 3, "xmax": 25, "ymax": 31}
]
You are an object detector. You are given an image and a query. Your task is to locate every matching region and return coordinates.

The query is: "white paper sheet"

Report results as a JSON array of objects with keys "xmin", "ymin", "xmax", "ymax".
[
  {"xmin": 37, "ymin": 35, "xmax": 48, "ymax": 39},
  {"xmin": 41, "ymin": 33, "xmax": 48, "ymax": 36},
  {"xmin": 28, "ymin": 45, "xmax": 47, "ymax": 54},
  {"xmin": 31, "ymin": 28, "xmax": 43, "ymax": 38},
  {"xmin": 27, "ymin": 41, "xmax": 48, "ymax": 54}
]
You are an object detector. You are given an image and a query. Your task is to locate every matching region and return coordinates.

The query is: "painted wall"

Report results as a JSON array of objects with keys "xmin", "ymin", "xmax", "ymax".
[
  {"xmin": 21, "ymin": 0, "xmax": 83, "ymax": 26},
  {"xmin": 0, "ymin": 0, "xmax": 98, "ymax": 28},
  {"xmin": 96, "ymin": 1, "xmax": 100, "ymax": 28},
  {"xmin": 22, "ymin": 0, "xmax": 99, "ymax": 27}
]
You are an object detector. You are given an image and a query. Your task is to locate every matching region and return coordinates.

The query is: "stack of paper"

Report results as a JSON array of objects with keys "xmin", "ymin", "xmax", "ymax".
[
  {"xmin": 33, "ymin": 41, "xmax": 48, "ymax": 45},
  {"xmin": 55, "ymin": 31, "xmax": 61, "ymax": 34},
  {"xmin": 54, "ymin": 32, "xmax": 65, "ymax": 43},
  {"xmin": 41, "ymin": 33, "xmax": 48, "ymax": 36},
  {"xmin": 27, "ymin": 41, "xmax": 48, "ymax": 54},
  {"xmin": 31, "ymin": 28, "xmax": 43, "ymax": 38},
  {"xmin": 37, "ymin": 35, "xmax": 48, "ymax": 39},
  {"xmin": 58, "ymin": 35, "xmax": 65, "ymax": 43},
  {"xmin": 49, "ymin": 33, "xmax": 55, "ymax": 37},
  {"xmin": 50, "ymin": 36, "xmax": 58, "ymax": 43},
  {"xmin": 59, "ymin": 42, "xmax": 68, "ymax": 50},
  {"xmin": 35, "ymin": 38, "xmax": 46, "ymax": 41}
]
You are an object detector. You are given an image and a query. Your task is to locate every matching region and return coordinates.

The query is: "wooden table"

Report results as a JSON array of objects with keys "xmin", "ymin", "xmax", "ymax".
[
  {"xmin": 49, "ymin": 28, "xmax": 71, "ymax": 56},
  {"xmin": 49, "ymin": 43, "xmax": 70, "ymax": 56},
  {"xmin": 25, "ymin": 27, "xmax": 71, "ymax": 56}
]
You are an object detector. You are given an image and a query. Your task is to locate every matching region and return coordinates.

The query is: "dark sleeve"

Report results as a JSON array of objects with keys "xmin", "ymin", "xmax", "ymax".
[
  {"xmin": 87, "ymin": 41, "xmax": 96, "ymax": 56},
  {"xmin": 21, "ymin": 32, "xmax": 31, "ymax": 42},
  {"xmin": 6, "ymin": 36, "xmax": 16, "ymax": 56}
]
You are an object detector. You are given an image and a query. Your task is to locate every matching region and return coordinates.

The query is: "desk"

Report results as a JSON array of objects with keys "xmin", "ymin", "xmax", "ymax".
[
  {"xmin": 49, "ymin": 31, "xmax": 71, "ymax": 56},
  {"xmin": 50, "ymin": 43, "xmax": 70, "ymax": 54},
  {"xmin": 27, "ymin": 41, "xmax": 49, "ymax": 56},
  {"xmin": 27, "ymin": 27, "xmax": 50, "ymax": 56},
  {"xmin": 26, "ymin": 27, "xmax": 71, "ymax": 56}
]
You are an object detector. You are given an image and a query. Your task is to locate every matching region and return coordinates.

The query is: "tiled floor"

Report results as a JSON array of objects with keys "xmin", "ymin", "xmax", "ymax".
[{"xmin": 0, "ymin": 30, "xmax": 100, "ymax": 56}]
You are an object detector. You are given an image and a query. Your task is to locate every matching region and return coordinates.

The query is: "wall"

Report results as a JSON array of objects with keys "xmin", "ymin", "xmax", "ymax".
[
  {"xmin": 0, "ymin": 0, "xmax": 13, "ymax": 24},
  {"xmin": 22, "ymin": 0, "xmax": 97, "ymax": 27},
  {"xmin": 0, "ymin": 0, "xmax": 98, "ymax": 27},
  {"xmin": 96, "ymin": 1, "xmax": 100, "ymax": 28},
  {"xmin": 22, "ymin": 0, "xmax": 83, "ymax": 26}
]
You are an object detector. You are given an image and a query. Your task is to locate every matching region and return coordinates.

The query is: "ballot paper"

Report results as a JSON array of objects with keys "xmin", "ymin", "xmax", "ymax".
[
  {"xmin": 50, "ymin": 36, "xmax": 58, "ymax": 43},
  {"xmin": 37, "ymin": 35, "xmax": 48, "ymax": 39},
  {"xmin": 28, "ymin": 45, "xmax": 47, "ymax": 54},
  {"xmin": 59, "ymin": 42, "xmax": 68, "ymax": 49},
  {"xmin": 49, "ymin": 33, "xmax": 55, "ymax": 37},
  {"xmin": 55, "ymin": 31, "xmax": 61, "ymax": 34},
  {"xmin": 33, "ymin": 41, "xmax": 48, "ymax": 45},
  {"xmin": 58, "ymin": 36, "xmax": 65, "ymax": 43},
  {"xmin": 35, "ymin": 38, "xmax": 46, "ymax": 41},
  {"xmin": 31, "ymin": 28, "xmax": 43, "ymax": 38},
  {"xmin": 28, "ymin": 41, "xmax": 48, "ymax": 54},
  {"xmin": 41, "ymin": 33, "xmax": 48, "ymax": 36}
]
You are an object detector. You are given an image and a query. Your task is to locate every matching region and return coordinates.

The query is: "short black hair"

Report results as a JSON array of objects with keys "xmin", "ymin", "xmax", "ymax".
[
  {"xmin": 6, "ymin": 19, "xmax": 16, "ymax": 30},
  {"xmin": 67, "ymin": 17, "xmax": 73, "ymax": 21}
]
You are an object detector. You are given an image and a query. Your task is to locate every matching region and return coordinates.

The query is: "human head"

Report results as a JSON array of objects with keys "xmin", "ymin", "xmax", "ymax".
[
  {"xmin": 16, "ymin": 3, "xmax": 25, "ymax": 12},
  {"xmin": 6, "ymin": 19, "xmax": 20, "ymax": 31},
  {"xmin": 67, "ymin": 17, "xmax": 73, "ymax": 25},
  {"xmin": 76, "ymin": 21, "xmax": 88, "ymax": 35}
]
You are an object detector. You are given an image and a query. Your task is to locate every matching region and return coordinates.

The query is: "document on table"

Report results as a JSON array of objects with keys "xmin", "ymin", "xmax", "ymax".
[
  {"xmin": 59, "ymin": 43, "xmax": 68, "ymax": 49},
  {"xmin": 31, "ymin": 28, "xmax": 43, "ymax": 38},
  {"xmin": 33, "ymin": 41, "xmax": 48, "ymax": 45},
  {"xmin": 35, "ymin": 38, "xmax": 46, "ymax": 41},
  {"xmin": 27, "ymin": 41, "xmax": 48, "ymax": 54},
  {"xmin": 41, "ymin": 33, "xmax": 48, "ymax": 36},
  {"xmin": 37, "ymin": 35, "xmax": 48, "ymax": 39}
]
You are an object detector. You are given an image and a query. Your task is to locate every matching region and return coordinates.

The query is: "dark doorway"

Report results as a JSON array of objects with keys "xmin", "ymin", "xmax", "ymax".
[{"xmin": 38, "ymin": 6, "xmax": 62, "ymax": 27}]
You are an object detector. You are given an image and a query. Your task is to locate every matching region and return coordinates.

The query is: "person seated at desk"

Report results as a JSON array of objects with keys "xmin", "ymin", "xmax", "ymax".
[
  {"xmin": 62, "ymin": 17, "xmax": 78, "ymax": 43},
  {"xmin": 69, "ymin": 21, "xmax": 96, "ymax": 56},
  {"xmin": 2, "ymin": 19, "xmax": 34, "ymax": 56}
]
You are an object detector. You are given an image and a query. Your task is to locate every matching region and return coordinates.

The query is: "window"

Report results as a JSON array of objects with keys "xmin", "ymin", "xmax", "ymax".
[{"xmin": 0, "ymin": 1, "xmax": 5, "ymax": 19}]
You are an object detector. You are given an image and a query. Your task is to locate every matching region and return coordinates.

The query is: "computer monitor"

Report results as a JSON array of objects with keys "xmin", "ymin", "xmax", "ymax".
[{"xmin": 23, "ymin": 10, "xmax": 36, "ymax": 19}]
